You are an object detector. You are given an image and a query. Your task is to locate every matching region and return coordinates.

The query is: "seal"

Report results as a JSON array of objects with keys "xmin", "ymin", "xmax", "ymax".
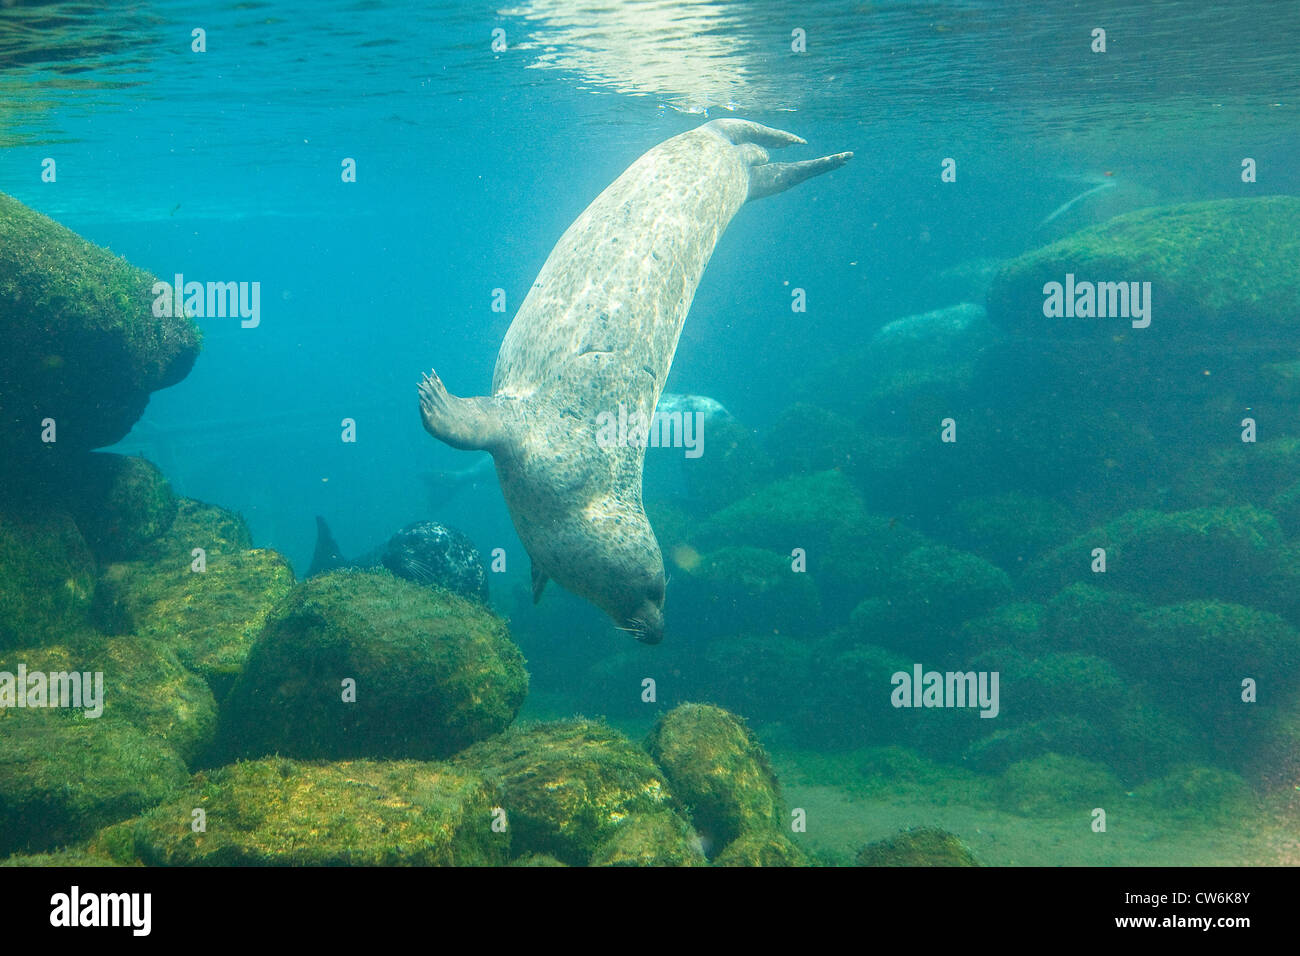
[
  {"xmin": 307, "ymin": 516, "xmax": 488, "ymax": 603},
  {"xmin": 418, "ymin": 119, "xmax": 851, "ymax": 643}
]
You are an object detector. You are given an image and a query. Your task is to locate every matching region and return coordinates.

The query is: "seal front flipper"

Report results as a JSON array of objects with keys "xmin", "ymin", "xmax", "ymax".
[
  {"xmin": 419, "ymin": 369, "xmax": 515, "ymax": 453},
  {"xmin": 531, "ymin": 560, "xmax": 548, "ymax": 603}
]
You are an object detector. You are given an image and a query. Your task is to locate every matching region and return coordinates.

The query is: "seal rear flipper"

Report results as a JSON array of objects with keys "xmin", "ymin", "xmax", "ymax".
[
  {"xmin": 419, "ymin": 369, "xmax": 513, "ymax": 453},
  {"xmin": 308, "ymin": 515, "xmax": 346, "ymax": 576},
  {"xmin": 747, "ymin": 151, "xmax": 854, "ymax": 202},
  {"xmin": 531, "ymin": 561, "xmax": 549, "ymax": 603}
]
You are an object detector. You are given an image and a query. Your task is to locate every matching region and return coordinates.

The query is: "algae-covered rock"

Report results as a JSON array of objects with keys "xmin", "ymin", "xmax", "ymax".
[
  {"xmin": 0, "ymin": 847, "xmax": 123, "ymax": 867},
  {"xmin": 700, "ymin": 470, "xmax": 867, "ymax": 555},
  {"xmin": 1132, "ymin": 765, "xmax": 1256, "ymax": 821},
  {"xmin": 589, "ymin": 811, "xmax": 706, "ymax": 867},
  {"xmin": 0, "ymin": 507, "xmax": 95, "ymax": 650},
  {"xmin": 855, "ymin": 826, "xmax": 980, "ymax": 866},
  {"xmin": 645, "ymin": 703, "xmax": 784, "ymax": 852},
  {"xmin": 995, "ymin": 753, "xmax": 1123, "ymax": 816},
  {"xmin": 765, "ymin": 404, "xmax": 870, "ymax": 476},
  {"xmin": 92, "ymin": 757, "xmax": 506, "ymax": 866},
  {"xmin": 850, "ymin": 544, "xmax": 1012, "ymax": 657},
  {"xmin": 62, "ymin": 453, "xmax": 177, "ymax": 561},
  {"xmin": 509, "ymin": 853, "xmax": 568, "ymax": 866},
  {"xmin": 948, "ymin": 492, "xmax": 1081, "ymax": 571},
  {"xmin": 0, "ymin": 635, "xmax": 216, "ymax": 766},
  {"xmin": 452, "ymin": 719, "xmax": 676, "ymax": 865},
  {"xmin": 713, "ymin": 830, "xmax": 809, "ymax": 867},
  {"xmin": 667, "ymin": 546, "xmax": 821, "ymax": 639},
  {"xmin": 0, "ymin": 711, "xmax": 189, "ymax": 856},
  {"xmin": 220, "ymin": 569, "xmax": 526, "ymax": 762},
  {"xmin": 987, "ymin": 197, "xmax": 1300, "ymax": 350},
  {"xmin": 0, "ymin": 190, "xmax": 201, "ymax": 463},
  {"xmin": 1025, "ymin": 506, "xmax": 1285, "ymax": 611},
  {"xmin": 91, "ymin": 498, "xmax": 295, "ymax": 695}
]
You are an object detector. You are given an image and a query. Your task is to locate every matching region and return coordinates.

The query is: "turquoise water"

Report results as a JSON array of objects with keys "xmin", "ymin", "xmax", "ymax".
[{"xmin": 2, "ymin": 0, "xmax": 1299, "ymax": 866}]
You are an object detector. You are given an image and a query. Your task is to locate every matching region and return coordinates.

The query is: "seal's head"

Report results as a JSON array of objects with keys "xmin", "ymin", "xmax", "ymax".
[{"xmin": 544, "ymin": 503, "xmax": 667, "ymax": 644}]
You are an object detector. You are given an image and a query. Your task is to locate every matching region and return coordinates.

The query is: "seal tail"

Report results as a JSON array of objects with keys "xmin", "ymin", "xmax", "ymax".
[{"xmin": 419, "ymin": 369, "xmax": 511, "ymax": 453}]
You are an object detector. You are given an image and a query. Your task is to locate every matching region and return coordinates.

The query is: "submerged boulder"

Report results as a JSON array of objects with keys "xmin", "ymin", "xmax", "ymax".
[
  {"xmin": 0, "ymin": 711, "xmax": 189, "ymax": 856},
  {"xmin": 0, "ymin": 507, "xmax": 96, "ymax": 650},
  {"xmin": 645, "ymin": 703, "xmax": 785, "ymax": 855},
  {"xmin": 856, "ymin": 826, "xmax": 980, "ymax": 867},
  {"xmin": 987, "ymin": 197, "xmax": 1300, "ymax": 352},
  {"xmin": 92, "ymin": 757, "xmax": 506, "ymax": 866},
  {"xmin": 0, "ymin": 191, "xmax": 200, "ymax": 466},
  {"xmin": 220, "ymin": 569, "xmax": 526, "ymax": 761},
  {"xmin": 91, "ymin": 498, "xmax": 295, "ymax": 697},
  {"xmin": 452, "ymin": 719, "xmax": 677, "ymax": 865}
]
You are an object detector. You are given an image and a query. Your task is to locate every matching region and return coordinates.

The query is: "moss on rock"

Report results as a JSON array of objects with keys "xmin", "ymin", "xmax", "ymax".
[
  {"xmin": 220, "ymin": 569, "xmax": 526, "ymax": 761},
  {"xmin": 0, "ymin": 190, "xmax": 200, "ymax": 463},
  {"xmin": 452, "ymin": 719, "xmax": 676, "ymax": 865},
  {"xmin": 0, "ymin": 635, "xmax": 216, "ymax": 766},
  {"xmin": 589, "ymin": 811, "xmax": 706, "ymax": 867},
  {"xmin": 91, "ymin": 498, "xmax": 295, "ymax": 695},
  {"xmin": 91, "ymin": 757, "xmax": 506, "ymax": 866},
  {"xmin": 668, "ymin": 546, "xmax": 821, "ymax": 639},
  {"xmin": 713, "ymin": 830, "xmax": 809, "ymax": 867},
  {"xmin": 645, "ymin": 703, "xmax": 784, "ymax": 854},
  {"xmin": 0, "ymin": 711, "xmax": 189, "ymax": 856},
  {"xmin": 63, "ymin": 453, "xmax": 177, "ymax": 561},
  {"xmin": 0, "ymin": 507, "xmax": 95, "ymax": 650},
  {"xmin": 856, "ymin": 826, "xmax": 980, "ymax": 866}
]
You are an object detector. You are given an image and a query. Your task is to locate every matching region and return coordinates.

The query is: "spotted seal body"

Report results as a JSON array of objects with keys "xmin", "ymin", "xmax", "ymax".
[{"xmin": 419, "ymin": 119, "xmax": 850, "ymax": 642}]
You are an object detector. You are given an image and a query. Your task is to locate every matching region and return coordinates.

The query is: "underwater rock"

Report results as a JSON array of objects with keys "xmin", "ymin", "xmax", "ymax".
[
  {"xmin": 946, "ymin": 492, "xmax": 1082, "ymax": 572},
  {"xmin": 91, "ymin": 499, "xmax": 295, "ymax": 700},
  {"xmin": 1132, "ymin": 765, "xmax": 1256, "ymax": 821},
  {"xmin": 0, "ymin": 711, "xmax": 189, "ymax": 856},
  {"xmin": 987, "ymin": 197, "xmax": 1300, "ymax": 353},
  {"xmin": 451, "ymin": 719, "xmax": 677, "ymax": 866},
  {"xmin": 667, "ymin": 545, "xmax": 822, "ymax": 639},
  {"xmin": 699, "ymin": 469, "xmax": 926, "ymax": 622},
  {"xmin": 645, "ymin": 703, "xmax": 785, "ymax": 854},
  {"xmin": 0, "ymin": 191, "xmax": 200, "ymax": 466},
  {"xmin": 712, "ymin": 829, "xmax": 809, "ymax": 866},
  {"xmin": 850, "ymin": 544, "xmax": 1012, "ymax": 658},
  {"xmin": 855, "ymin": 826, "xmax": 980, "ymax": 867},
  {"xmin": 994, "ymin": 753, "xmax": 1123, "ymax": 816},
  {"xmin": 91, "ymin": 757, "xmax": 506, "ymax": 866},
  {"xmin": 0, "ymin": 848, "xmax": 121, "ymax": 867},
  {"xmin": 765, "ymin": 403, "xmax": 870, "ymax": 476},
  {"xmin": 220, "ymin": 569, "xmax": 526, "ymax": 762},
  {"xmin": 1025, "ymin": 506, "xmax": 1288, "ymax": 613},
  {"xmin": 0, "ymin": 506, "xmax": 96, "ymax": 650},
  {"xmin": 508, "ymin": 853, "xmax": 568, "ymax": 866},
  {"xmin": 1269, "ymin": 480, "xmax": 1300, "ymax": 538},
  {"xmin": 62, "ymin": 453, "xmax": 177, "ymax": 562},
  {"xmin": 701, "ymin": 633, "xmax": 815, "ymax": 724},
  {"xmin": 791, "ymin": 302, "xmax": 994, "ymax": 422},
  {"xmin": 0, "ymin": 635, "xmax": 216, "ymax": 766},
  {"xmin": 1039, "ymin": 583, "xmax": 1150, "ymax": 656},
  {"xmin": 589, "ymin": 811, "xmax": 707, "ymax": 867},
  {"xmin": 961, "ymin": 601, "xmax": 1047, "ymax": 654},
  {"xmin": 675, "ymin": 418, "xmax": 774, "ymax": 515}
]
